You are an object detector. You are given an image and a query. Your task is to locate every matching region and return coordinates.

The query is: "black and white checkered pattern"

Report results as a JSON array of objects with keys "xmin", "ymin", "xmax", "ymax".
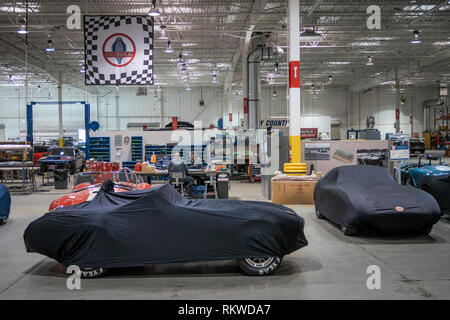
[{"xmin": 84, "ymin": 16, "xmax": 153, "ymax": 85}]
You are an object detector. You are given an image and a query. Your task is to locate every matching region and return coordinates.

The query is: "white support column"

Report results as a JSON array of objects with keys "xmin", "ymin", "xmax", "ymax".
[
  {"xmin": 284, "ymin": 0, "xmax": 306, "ymax": 174},
  {"xmin": 58, "ymin": 71, "xmax": 63, "ymax": 147}
]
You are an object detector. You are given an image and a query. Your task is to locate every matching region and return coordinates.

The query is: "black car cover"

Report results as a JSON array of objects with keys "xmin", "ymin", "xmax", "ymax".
[
  {"xmin": 314, "ymin": 165, "xmax": 441, "ymax": 233},
  {"xmin": 24, "ymin": 181, "xmax": 307, "ymax": 268},
  {"xmin": 420, "ymin": 175, "xmax": 450, "ymax": 215}
]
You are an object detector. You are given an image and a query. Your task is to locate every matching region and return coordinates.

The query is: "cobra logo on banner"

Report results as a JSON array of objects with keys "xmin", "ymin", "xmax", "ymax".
[{"xmin": 84, "ymin": 16, "xmax": 153, "ymax": 85}]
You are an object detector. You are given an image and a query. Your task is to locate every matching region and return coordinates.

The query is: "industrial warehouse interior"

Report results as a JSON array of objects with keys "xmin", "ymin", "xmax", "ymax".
[{"xmin": 0, "ymin": 0, "xmax": 449, "ymax": 304}]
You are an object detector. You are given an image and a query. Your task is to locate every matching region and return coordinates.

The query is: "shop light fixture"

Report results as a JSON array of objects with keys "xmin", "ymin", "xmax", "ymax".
[
  {"xmin": 158, "ymin": 25, "xmax": 168, "ymax": 40},
  {"xmin": 148, "ymin": 0, "xmax": 160, "ymax": 17},
  {"xmin": 45, "ymin": 39, "xmax": 54, "ymax": 52},
  {"xmin": 411, "ymin": 30, "xmax": 421, "ymax": 44},
  {"xmin": 17, "ymin": 23, "xmax": 28, "ymax": 34},
  {"xmin": 366, "ymin": 56, "xmax": 374, "ymax": 66},
  {"xmin": 165, "ymin": 40, "xmax": 174, "ymax": 53},
  {"xmin": 299, "ymin": 29, "xmax": 322, "ymax": 42}
]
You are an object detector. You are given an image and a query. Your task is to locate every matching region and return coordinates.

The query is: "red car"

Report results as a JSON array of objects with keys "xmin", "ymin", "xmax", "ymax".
[
  {"xmin": 49, "ymin": 171, "xmax": 151, "ymax": 211},
  {"xmin": 33, "ymin": 145, "xmax": 50, "ymax": 166}
]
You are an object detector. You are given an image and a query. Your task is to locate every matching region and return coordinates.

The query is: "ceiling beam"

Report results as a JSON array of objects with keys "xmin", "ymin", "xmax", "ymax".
[{"xmin": 349, "ymin": 48, "xmax": 450, "ymax": 92}]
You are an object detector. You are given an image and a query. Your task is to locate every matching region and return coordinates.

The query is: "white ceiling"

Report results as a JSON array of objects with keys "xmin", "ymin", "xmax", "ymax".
[{"xmin": 0, "ymin": 0, "xmax": 449, "ymax": 95}]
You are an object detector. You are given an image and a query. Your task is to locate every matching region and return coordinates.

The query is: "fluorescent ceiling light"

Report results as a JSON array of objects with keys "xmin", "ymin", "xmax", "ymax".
[
  {"xmin": 351, "ymin": 41, "xmax": 381, "ymax": 47},
  {"xmin": 182, "ymin": 43, "xmax": 197, "ymax": 47},
  {"xmin": 299, "ymin": 29, "xmax": 322, "ymax": 42},
  {"xmin": 411, "ymin": 30, "xmax": 421, "ymax": 44},
  {"xmin": 327, "ymin": 62, "xmax": 351, "ymax": 65},
  {"xmin": 17, "ymin": 25, "xmax": 28, "ymax": 34},
  {"xmin": 148, "ymin": 0, "xmax": 160, "ymax": 17},
  {"xmin": 46, "ymin": 39, "xmax": 54, "ymax": 52}
]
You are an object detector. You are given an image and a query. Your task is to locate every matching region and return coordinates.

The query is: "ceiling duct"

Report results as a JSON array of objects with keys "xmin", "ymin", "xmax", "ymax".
[{"xmin": 247, "ymin": 33, "xmax": 283, "ymax": 129}]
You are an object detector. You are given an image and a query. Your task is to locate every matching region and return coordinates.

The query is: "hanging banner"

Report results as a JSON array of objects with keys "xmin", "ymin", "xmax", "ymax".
[
  {"xmin": 84, "ymin": 15, "xmax": 154, "ymax": 85},
  {"xmin": 289, "ymin": 61, "xmax": 300, "ymax": 88}
]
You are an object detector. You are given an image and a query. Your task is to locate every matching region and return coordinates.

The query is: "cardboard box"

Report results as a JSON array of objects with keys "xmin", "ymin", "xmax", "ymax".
[
  {"xmin": 141, "ymin": 164, "xmax": 156, "ymax": 173},
  {"xmin": 271, "ymin": 180, "xmax": 317, "ymax": 205}
]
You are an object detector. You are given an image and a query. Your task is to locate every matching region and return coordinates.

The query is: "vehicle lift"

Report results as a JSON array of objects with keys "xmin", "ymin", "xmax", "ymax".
[{"xmin": 26, "ymin": 101, "xmax": 91, "ymax": 158}]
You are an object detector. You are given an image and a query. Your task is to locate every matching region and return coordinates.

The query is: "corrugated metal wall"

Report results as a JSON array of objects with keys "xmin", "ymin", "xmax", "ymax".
[
  {"xmin": 0, "ymin": 83, "xmax": 439, "ymax": 140},
  {"xmin": 349, "ymin": 86, "xmax": 437, "ymax": 138}
]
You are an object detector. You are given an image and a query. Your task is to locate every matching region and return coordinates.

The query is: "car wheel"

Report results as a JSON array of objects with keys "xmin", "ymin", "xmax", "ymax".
[
  {"xmin": 80, "ymin": 267, "xmax": 108, "ymax": 279},
  {"xmin": 70, "ymin": 163, "xmax": 76, "ymax": 175},
  {"xmin": 315, "ymin": 209, "xmax": 325, "ymax": 219},
  {"xmin": 341, "ymin": 225, "xmax": 358, "ymax": 236},
  {"xmin": 237, "ymin": 256, "xmax": 282, "ymax": 276},
  {"xmin": 405, "ymin": 175, "xmax": 414, "ymax": 186},
  {"xmin": 0, "ymin": 217, "xmax": 8, "ymax": 225}
]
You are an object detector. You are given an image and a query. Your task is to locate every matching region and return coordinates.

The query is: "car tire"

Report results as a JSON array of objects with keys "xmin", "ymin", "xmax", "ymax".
[
  {"xmin": 237, "ymin": 256, "xmax": 282, "ymax": 276},
  {"xmin": 70, "ymin": 163, "xmax": 76, "ymax": 175},
  {"xmin": 315, "ymin": 209, "xmax": 325, "ymax": 219},
  {"xmin": 405, "ymin": 175, "xmax": 414, "ymax": 186},
  {"xmin": 341, "ymin": 225, "xmax": 358, "ymax": 236},
  {"xmin": 80, "ymin": 267, "xmax": 108, "ymax": 279},
  {"xmin": 0, "ymin": 217, "xmax": 8, "ymax": 225}
]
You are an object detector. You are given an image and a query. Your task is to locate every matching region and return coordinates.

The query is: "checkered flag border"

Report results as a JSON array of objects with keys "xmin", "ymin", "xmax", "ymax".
[{"xmin": 84, "ymin": 15, "xmax": 153, "ymax": 85}]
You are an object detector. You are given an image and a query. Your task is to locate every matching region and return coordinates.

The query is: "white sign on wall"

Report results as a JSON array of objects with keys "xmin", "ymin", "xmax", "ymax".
[{"xmin": 389, "ymin": 134, "xmax": 410, "ymax": 160}]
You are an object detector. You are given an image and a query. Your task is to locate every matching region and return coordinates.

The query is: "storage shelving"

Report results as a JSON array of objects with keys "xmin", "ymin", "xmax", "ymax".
[
  {"xmin": 88, "ymin": 137, "xmax": 110, "ymax": 162},
  {"xmin": 131, "ymin": 136, "xmax": 143, "ymax": 162}
]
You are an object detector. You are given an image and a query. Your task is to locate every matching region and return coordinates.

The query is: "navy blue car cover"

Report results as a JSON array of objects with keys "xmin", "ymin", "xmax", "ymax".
[
  {"xmin": 24, "ymin": 181, "xmax": 307, "ymax": 268},
  {"xmin": 0, "ymin": 184, "xmax": 11, "ymax": 219},
  {"xmin": 314, "ymin": 165, "xmax": 441, "ymax": 233}
]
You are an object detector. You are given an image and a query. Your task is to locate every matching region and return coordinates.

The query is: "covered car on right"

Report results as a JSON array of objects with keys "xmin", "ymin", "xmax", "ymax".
[{"xmin": 314, "ymin": 165, "xmax": 441, "ymax": 236}]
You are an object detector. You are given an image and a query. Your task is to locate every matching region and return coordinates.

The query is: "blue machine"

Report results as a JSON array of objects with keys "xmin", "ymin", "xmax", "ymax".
[
  {"xmin": 0, "ymin": 185, "xmax": 11, "ymax": 225},
  {"xmin": 26, "ymin": 101, "xmax": 92, "ymax": 158}
]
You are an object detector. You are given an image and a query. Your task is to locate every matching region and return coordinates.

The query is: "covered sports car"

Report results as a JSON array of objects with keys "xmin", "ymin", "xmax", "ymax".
[
  {"xmin": 397, "ymin": 155, "xmax": 450, "ymax": 215},
  {"xmin": 0, "ymin": 184, "xmax": 11, "ymax": 225},
  {"xmin": 314, "ymin": 165, "xmax": 441, "ymax": 236},
  {"xmin": 24, "ymin": 181, "xmax": 307, "ymax": 278}
]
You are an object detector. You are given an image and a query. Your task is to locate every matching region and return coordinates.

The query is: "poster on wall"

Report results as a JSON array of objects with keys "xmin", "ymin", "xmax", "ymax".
[
  {"xmin": 305, "ymin": 143, "xmax": 331, "ymax": 160},
  {"xmin": 357, "ymin": 149, "xmax": 388, "ymax": 167},
  {"xmin": 84, "ymin": 15, "xmax": 154, "ymax": 85},
  {"xmin": 301, "ymin": 128, "xmax": 318, "ymax": 139},
  {"xmin": 389, "ymin": 134, "xmax": 410, "ymax": 160}
]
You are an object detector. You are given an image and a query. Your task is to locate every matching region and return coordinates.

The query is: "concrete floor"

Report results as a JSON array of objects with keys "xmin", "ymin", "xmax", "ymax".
[{"xmin": 0, "ymin": 171, "xmax": 449, "ymax": 299}]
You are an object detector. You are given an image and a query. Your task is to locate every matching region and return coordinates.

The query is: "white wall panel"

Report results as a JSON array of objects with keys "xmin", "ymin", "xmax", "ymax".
[
  {"xmin": 349, "ymin": 86, "xmax": 437, "ymax": 139},
  {"xmin": 0, "ymin": 83, "xmax": 441, "ymax": 142}
]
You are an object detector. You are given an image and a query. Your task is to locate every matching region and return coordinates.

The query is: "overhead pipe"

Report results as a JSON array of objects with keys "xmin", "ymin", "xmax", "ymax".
[{"xmin": 247, "ymin": 33, "xmax": 282, "ymax": 130}]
